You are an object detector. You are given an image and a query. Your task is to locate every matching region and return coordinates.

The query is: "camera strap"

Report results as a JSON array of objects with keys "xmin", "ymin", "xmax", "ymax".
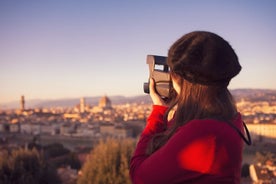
[{"xmin": 224, "ymin": 120, "xmax": 252, "ymax": 145}]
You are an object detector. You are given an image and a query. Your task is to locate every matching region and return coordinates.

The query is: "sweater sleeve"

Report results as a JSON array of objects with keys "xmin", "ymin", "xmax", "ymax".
[{"xmin": 129, "ymin": 105, "xmax": 168, "ymax": 182}]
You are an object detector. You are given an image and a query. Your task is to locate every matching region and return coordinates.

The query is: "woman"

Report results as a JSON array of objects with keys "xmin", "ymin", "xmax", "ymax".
[{"xmin": 130, "ymin": 31, "xmax": 251, "ymax": 184}]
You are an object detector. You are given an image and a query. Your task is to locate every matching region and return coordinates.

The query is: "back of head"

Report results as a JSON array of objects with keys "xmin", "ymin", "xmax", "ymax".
[
  {"xmin": 147, "ymin": 31, "xmax": 242, "ymax": 154},
  {"xmin": 168, "ymin": 31, "xmax": 241, "ymax": 87},
  {"xmin": 167, "ymin": 31, "xmax": 241, "ymax": 123}
]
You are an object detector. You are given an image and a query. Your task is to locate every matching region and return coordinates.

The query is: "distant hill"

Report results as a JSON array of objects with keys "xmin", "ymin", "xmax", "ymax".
[
  {"xmin": 0, "ymin": 95, "xmax": 152, "ymax": 109},
  {"xmin": 231, "ymin": 89, "xmax": 276, "ymax": 102},
  {"xmin": 0, "ymin": 89, "xmax": 275, "ymax": 110}
]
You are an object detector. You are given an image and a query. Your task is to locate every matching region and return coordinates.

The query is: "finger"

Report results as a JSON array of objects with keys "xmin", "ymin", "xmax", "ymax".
[{"xmin": 149, "ymin": 78, "xmax": 166, "ymax": 106}]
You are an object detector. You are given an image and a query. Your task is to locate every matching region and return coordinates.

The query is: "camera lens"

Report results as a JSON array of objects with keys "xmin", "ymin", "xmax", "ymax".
[{"xmin": 143, "ymin": 82, "xmax": 149, "ymax": 94}]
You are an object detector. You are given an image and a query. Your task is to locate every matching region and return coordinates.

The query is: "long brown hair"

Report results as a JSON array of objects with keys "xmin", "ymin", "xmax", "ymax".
[{"xmin": 147, "ymin": 77, "xmax": 237, "ymax": 154}]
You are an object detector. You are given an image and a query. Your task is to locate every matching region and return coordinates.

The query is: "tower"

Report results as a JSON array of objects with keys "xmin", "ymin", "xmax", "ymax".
[
  {"xmin": 20, "ymin": 95, "xmax": 25, "ymax": 111},
  {"xmin": 80, "ymin": 97, "xmax": 86, "ymax": 113}
]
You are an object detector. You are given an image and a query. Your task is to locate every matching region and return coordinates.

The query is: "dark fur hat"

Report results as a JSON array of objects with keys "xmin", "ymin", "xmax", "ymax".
[{"xmin": 168, "ymin": 31, "xmax": 241, "ymax": 86}]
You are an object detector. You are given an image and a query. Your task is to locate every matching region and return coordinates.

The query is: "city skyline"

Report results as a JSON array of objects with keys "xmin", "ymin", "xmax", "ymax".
[{"xmin": 1, "ymin": 0, "xmax": 276, "ymax": 104}]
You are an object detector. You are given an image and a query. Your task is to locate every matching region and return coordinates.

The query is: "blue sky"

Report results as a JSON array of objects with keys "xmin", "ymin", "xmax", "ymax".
[{"xmin": 0, "ymin": 0, "xmax": 276, "ymax": 103}]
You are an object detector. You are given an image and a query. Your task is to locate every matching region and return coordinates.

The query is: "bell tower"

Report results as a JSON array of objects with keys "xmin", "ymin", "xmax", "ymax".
[
  {"xmin": 80, "ymin": 97, "xmax": 86, "ymax": 113},
  {"xmin": 20, "ymin": 95, "xmax": 25, "ymax": 111}
]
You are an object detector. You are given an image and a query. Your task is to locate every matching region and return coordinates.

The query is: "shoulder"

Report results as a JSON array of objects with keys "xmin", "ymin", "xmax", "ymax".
[
  {"xmin": 179, "ymin": 113, "xmax": 243, "ymax": 131},
  {"xmin": 177, "ymin": 119, "xmax": 224, "ymax": 133},
  {"xmin": 174, "ymin": 116, "xmax": 243, "ymax": 144}
]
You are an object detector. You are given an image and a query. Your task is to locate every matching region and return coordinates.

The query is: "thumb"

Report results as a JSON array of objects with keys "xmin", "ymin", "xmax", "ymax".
[{"xmin": 149, "ymin": 78, "xmax": 159, "ymax": 96}]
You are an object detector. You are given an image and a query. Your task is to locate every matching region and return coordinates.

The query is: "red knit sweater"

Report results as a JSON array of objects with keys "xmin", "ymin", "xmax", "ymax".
[{"xmin": 130, "ymin": 105, "xmax": 244, "ymax": 184}]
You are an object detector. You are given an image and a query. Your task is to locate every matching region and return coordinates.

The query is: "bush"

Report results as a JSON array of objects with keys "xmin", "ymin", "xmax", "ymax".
[
  {"xmin": 0, "ymin": 148, "xmax": 61, "ymax": 184},
  {"xmin": 77, "ymin": 138, "xmax": 135, "ymax": 184}
]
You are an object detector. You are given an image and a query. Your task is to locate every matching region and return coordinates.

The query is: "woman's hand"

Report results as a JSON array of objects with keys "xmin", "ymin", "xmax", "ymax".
[{"xmin": 149, "ymin": 78, "xmax": 167, "ymax": 106}]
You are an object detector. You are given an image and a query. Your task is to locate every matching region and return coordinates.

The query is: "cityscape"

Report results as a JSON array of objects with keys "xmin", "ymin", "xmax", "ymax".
[
  {"xmin": 1, "ymin": 1, "xmax": 275, "ymax": 183},
  {"xmin": 0, "ymin": 89, "xmax": 276, "ymax": 183}
]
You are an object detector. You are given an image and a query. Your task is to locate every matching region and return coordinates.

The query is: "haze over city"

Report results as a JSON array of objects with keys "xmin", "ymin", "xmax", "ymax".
[{"xmin": 1, "ymin": 0, "xmax": 276, "ymax": 104}]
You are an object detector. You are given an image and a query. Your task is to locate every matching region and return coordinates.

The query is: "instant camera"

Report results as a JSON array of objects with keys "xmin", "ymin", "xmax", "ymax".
[{"xmin": 143, "ymin": 55, "xmax": 171, "ymax": 99}]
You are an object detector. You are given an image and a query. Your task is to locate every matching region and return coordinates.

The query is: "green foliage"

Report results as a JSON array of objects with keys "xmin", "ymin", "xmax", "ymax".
[
  {"xmin": 44, "ymin": 143, "xmax": 70, "ymax": 158},
  {"xmin": 77, "ymin": 138, "xmax": 135, "ymax": 184},
  {"xmin": 0, "ymin": 148, "xmax": 61, "ymax": 184},
  {"xmin": 66, "ymin": 152, "xmax": 82, "ymax": 170},
  {"xmin": 43, "ymin": 143, "xmax": 81, "ymax": 170}
]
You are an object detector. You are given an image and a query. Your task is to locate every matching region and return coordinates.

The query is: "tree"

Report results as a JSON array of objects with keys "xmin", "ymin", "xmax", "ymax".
[
  {"xmin": 77, "ymin": 138, "xmax": 135, "ymax": 184},
  {"xmin": 43, "ymin": 143, "xmax": 81, "ymax": 170},
  {"xmin": 0, "ymin": 148, "xmax": 61, "ymax": 184},
  {"xmin": 43, "ymin": 143, "xmax": 70, "ymax": 159}
]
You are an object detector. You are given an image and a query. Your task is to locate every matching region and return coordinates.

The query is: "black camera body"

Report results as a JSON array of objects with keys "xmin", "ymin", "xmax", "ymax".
[{"xmin": 143, "ymin": 55, "xmax": 171, "ymax": 98}]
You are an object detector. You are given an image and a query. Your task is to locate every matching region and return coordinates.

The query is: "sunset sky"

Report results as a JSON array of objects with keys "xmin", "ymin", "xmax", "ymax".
[{"xmin": 1, "ymin": 0, "xmax": 276, "ymax": 104}]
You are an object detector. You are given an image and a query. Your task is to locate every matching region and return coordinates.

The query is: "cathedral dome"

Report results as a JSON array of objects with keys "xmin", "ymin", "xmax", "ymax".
[{"xmin": 99, "ymin": 95, "xmax": 112, "ymax": 108}]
